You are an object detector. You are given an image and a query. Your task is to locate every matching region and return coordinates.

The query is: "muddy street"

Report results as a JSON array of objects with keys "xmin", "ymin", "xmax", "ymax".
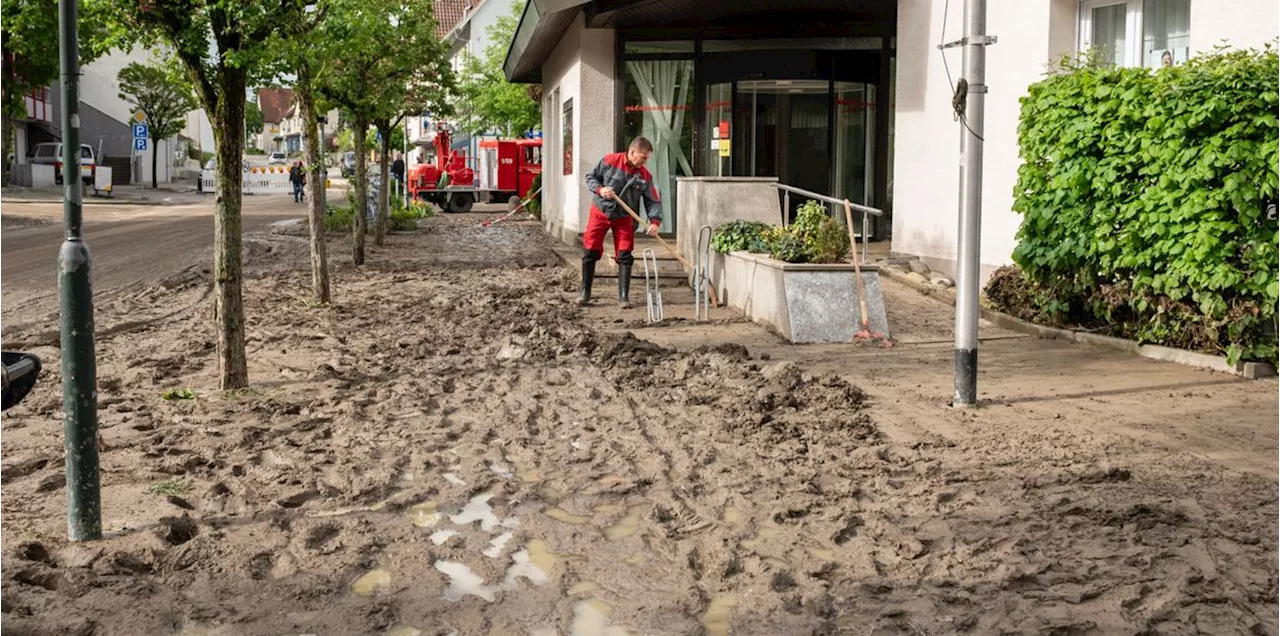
[{"xmin": 1, "ymin": 213, "xmax": 1276, "ymax": 636}]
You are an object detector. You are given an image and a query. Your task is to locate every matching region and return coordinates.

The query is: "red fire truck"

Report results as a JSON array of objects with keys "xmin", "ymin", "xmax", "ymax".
[{"xmin": 408, "ymin": 126, "xmax": 542, "ymax": 213}]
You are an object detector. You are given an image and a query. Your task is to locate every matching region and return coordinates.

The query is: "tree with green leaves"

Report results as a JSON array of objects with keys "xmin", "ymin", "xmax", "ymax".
[
  {"xmin": 112, "ymin": 0, "xmax": 302, "ymax": 390},
  {"xmin": 317, "ymin": 0, "xmax": 455, "ymax": 260},
  {"xmin": 1, "ymin": 0, "xmax": 113, "ymax": 182},
  {"xmin": 456, "ymin": 0, "xmax": 540, "ymax": 138},
  {"xmin": 245, "ymin": 100, "xmax": 264, "ymax": 145},
  {"xmin": 117, "ymin": 59, "xmax": 199, "ymax": 188}
]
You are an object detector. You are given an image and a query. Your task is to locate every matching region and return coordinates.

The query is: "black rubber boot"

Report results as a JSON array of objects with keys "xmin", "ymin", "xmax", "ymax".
[
  {"xmin": 618, "ymin": 263, "xmax": 633, "ymax": 308},
  {"xmin": 579, "ymin": 252, "xmax": 599, "ymax": 306}
]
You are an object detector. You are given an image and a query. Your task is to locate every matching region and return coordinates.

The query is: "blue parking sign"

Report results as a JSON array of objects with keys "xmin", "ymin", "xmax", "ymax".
[
  {"xmin": 132, "ymin": 123, "xmax": 148, "ymax": 138},
  {"xmin": 134, "ymin": 137, "xmax": 148, "ymax": 151}
]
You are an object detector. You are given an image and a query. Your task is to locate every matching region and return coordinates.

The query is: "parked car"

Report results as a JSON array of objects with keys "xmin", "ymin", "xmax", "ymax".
[
  {"xmin": 340, "ymin": 151, "xmax": 356, "ymax": 178},
  {"xmin": 28, "ymin": 142, "xmax": 95, "ymax": 185},
  {"xmin": 268, "ymin": 151, "xmax": 287, "ymax": 165}
]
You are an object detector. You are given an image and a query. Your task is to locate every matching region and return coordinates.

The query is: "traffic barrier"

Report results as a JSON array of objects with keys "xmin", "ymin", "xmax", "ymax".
[{"xmin": 200, "ymin": 169, "xmax": 292, "ymax": 195}]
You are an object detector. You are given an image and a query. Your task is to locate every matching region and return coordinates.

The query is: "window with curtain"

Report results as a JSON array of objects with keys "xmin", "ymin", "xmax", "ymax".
[
  {"xmin": 1078, "ymin": 0, "xmax": 1191, "ymax": 68},
  {"xmin": 623, "ymin": 59, "xmax": 694, "ymax": 233}
]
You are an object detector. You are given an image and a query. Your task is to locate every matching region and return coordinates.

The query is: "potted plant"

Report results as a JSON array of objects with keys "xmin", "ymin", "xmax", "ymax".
[{"xmin": 712, "ymin": 202, "xmax": 888, "ymax": 343}]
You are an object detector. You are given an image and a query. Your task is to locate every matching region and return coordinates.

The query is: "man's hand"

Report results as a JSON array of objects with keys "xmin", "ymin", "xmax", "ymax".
[
  {"xmin": 598, "ymin": 186, "xmax": 615, "ymax": 199},
  {"xmin": 646, "ymin": 222, "xmax": 660, "ymax": 237}
]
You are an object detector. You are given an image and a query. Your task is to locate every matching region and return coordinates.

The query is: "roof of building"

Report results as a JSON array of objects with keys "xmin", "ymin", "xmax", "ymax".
[
  {"xmin": 257, "ymin": 88, "xmax": 295, "ymax": 124},
  {"xmin": 434, "ymin": 0, "xmax": 475, "ymax": 40}
]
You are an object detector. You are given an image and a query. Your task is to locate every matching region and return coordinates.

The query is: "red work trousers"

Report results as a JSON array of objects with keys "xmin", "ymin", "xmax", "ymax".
[{"xmin": 582, "ymin": 207, "xmax": 635, "ymax": 260}]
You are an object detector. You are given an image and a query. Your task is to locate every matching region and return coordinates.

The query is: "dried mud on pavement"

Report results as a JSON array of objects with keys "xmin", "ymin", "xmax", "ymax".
[{"xmin": 1, "ymin": 214, "xmax": 1276, "ymax": 636}]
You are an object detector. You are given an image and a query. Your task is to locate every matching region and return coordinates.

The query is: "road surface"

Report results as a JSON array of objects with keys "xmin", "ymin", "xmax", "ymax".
[{"xmin": 1, "ymin": 193, "xmax": 318, "ymax": 321}]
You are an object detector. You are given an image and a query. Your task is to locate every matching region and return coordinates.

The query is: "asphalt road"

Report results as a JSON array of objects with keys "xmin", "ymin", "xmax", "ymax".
[{"xmin": 1, "ymin": 194, "xmax": 313, "ymax": 321}]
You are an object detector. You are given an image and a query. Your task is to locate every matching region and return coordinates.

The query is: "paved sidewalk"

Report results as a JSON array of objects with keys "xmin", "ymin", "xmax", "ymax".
[{"xmin": 2, "ymin": 181, "xmax": 203, "ymax": 206}]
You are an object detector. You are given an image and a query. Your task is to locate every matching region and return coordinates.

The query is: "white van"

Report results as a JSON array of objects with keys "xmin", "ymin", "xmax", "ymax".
[{"xmin": 28, "ymin": 142, "xmax": 96, "ymax": 185}]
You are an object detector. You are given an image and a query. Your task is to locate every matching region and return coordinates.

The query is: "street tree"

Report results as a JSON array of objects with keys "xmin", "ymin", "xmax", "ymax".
[
  {"xmin": 113, "ymin": 0, "xmax": 301, "ymax": 390},
  {"xmin": 246, "ymin": 100, "xmax": 264, "ymax": 145},
  {"xmin": 270, "ymin": 3, "xmax": 332, "ymax": 305},
  {"xmin": 117, "ymin": 59, "xmax": 199, "ymax": 188},
  {"xmin": 1, "ymin": 0, "xmax": 113, "ymax": 182},
  {"xmin": 372, "ymin": 55, "xmax": 456, "ymax": 244},
  {"xmin": 456, "ymin": 0, "xmax": 540, "ymax": 138},
  {"xmin": 317, "ymin": 0, "xmax": 454, "ymax": 260}
]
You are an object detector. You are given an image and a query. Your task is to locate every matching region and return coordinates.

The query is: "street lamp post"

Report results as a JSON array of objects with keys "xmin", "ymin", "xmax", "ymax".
[{"xmin": 57, "ymin": 0, "xmax": 102, "ymax": 541}]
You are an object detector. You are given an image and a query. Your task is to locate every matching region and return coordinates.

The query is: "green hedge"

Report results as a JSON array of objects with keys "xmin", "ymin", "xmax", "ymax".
[{"xmin": 1003, "ymin": 46, "xmax": 1278, "ymax": 363}]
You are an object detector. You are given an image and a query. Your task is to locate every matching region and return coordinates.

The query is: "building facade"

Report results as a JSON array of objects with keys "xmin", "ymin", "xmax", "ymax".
[{"xmin": 505, "ymin": 0, "xmax": 1277, "ymax": 281}]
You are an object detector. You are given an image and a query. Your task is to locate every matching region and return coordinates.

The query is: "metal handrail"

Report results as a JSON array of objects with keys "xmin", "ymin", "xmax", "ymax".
[{"xmin": 772, "ymin": 183, "xmax": 883, "ymax": 264}]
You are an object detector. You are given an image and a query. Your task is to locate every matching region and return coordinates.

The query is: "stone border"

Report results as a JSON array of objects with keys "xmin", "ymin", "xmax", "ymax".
[{"xmin": 876, "ymin": 261, "xmax": 1277, "ymax": 380}]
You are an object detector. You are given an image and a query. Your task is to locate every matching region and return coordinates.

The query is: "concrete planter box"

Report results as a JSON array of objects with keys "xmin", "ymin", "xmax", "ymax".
[{"xmin": 719, "ymin": 251, "xmax": 889, "ymax": 343}]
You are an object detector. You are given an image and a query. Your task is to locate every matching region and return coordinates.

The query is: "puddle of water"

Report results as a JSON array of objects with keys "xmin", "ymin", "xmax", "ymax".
[
  {"xmin": 571, "ymin": 599, "xmax": 629, "ymax": 636},
  {"xmin": 762, "ymin": 557, "xmax": 790, "ymax": 571},
  {"xmin": 351, "ymin": 568, "xmax": 392, "ymax": 597},
  {"xmin": 435, "ymin": 560, "xmax": 496, "ymax": 602},
  {"xmin": 701, "ymin": 595, "xmax": 738, "ymax": 636},
  {"xmin": 538, "ymin": 485, "xmax": 564, "ymax": 505},
  {"xmin": 435, "ymin": 542, "xmax": 553, "ymax": 604},
  {"xmin": 443, "ymin": 473, "xmax": 467, "ymax": 486},
  {"xmin": 593, "ymin": 503, "xmax": 622, "ymax": 515},
  {"xmin": 408, "ymin": 502, "xmax": 441, "ymax": 528},
  {"xmin": 452, "ymin": 493, "xmax": 520, "ymax": 532},
  {"xmin": 484, "ymin": 531, "xmax": 514, "ymax": 558},
  {"xmin": 807, "ymin": 547, "xmax": 837, "ymax": 562},
  {"xmin": 624, "ymin": 554, "xmax": 645, "ymax": 565},
  {"xmin": 527, "ymin": 539, "xmax": 558, "ymax": 574},
  {"xmin": 429, "ymin": 529, "xmax": 459, "ymax": 546},
  {"xmin": 489, "ymin": 462, "xmax": 514, "ymax": 479},
  {"xmin": 723, "ymin": 507, "xmax": 743, "ymax": 525},
  {"xmin": 604, "ymin": 504, "xmax": 649, "ymax": 541},
  {"xmin": 545, "ymin": 507, "xmax": 592, "ymax": 525},
  {"xmin": 386, "ymin": 626, "xmax": 422, "ymax": 636},
  {"xmin": 568, "ymin": 581, "xmax": 601, "ymax": 596},
  {"xmin": 503, "ymin": 548, "xmax": 550, "ymax": 588},
  {"xmin": 514, "ymin": 461, "xmax": 543, "ymax": 484},
  {"xmin": 739, "ymin": 524, "xmax": 782, "ymax": 551}
]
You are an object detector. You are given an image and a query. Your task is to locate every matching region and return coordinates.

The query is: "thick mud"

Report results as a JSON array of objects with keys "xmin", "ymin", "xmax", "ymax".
[{"xmin": 1, "ymin": 216, "xmax": 1276, "ymax": 636}]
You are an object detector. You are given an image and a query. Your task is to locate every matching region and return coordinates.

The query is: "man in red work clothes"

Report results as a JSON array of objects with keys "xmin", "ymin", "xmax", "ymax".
[{"xmin": 580, "ymin": 137, "xmax": 662, "ymax": 308}]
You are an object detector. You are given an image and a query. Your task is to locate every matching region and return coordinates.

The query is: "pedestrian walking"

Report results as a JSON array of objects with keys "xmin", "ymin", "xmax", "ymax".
[
  {"xmin": 289, "ymin": 160, "xmax": 306, "ymax": 203},
  {"xmin": 579, "ymin": 137, "xmax": 661, "ymax": 308}
]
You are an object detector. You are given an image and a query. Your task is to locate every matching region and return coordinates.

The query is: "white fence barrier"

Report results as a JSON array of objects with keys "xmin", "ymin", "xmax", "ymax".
[{"xmin": 200, "ymin": 166, "xmax": 294, "ymax": 195}]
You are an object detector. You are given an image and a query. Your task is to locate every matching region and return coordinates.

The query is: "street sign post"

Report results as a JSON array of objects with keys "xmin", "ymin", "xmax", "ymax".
[{"xmin": 132, "ymin": 117, "xmax": 147, "ymax": 195}]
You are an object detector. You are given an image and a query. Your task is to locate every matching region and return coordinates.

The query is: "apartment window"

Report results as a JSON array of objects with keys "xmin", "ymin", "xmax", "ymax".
[{"xmin": 1078, "ymin": 0, "xmax": 1190, "ymax": 69}]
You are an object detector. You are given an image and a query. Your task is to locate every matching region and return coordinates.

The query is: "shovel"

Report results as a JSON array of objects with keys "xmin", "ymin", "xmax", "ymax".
[
  {"xmin": 843, "ymin": 200, "xmax": 891, "ymax": 347},
  {"xmin": 612, "ymin": 197, "xmax": 719, "ymax": 308}
]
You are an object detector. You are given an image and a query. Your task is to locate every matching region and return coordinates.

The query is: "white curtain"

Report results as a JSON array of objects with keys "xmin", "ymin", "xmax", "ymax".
[{"xmin": 625, "ymin": 60, "xmax": 693, "ymax": 227}]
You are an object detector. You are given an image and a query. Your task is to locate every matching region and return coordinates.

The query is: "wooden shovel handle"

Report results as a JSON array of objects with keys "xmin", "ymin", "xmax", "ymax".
[
  {"xmin": 613, "ymin": 197, "xmax": 719, "ymax": 307},
  {"xmin": 844, "ymin": 200, "xmax": 871, "ymax": 330}
]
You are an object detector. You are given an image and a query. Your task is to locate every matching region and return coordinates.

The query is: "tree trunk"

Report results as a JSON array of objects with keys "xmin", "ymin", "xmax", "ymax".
[
  {"xmin": 3, "ymin": 115, "xmax": 14, "ymax": 186},
  {"xmin": 375, "ymin": 122, "xmax": 390, "ymax": 245},
  {"xmin": 296, "ymin": 68, "xmax": 330, "ymax": 304},
  {"xmin": 351, "ymin": 116, "xmax": 368, "ymax": 266},
  {"xmin": 151, "ymin": 136, "xmax": 159, "ymax": 189},
  {"xmin": 211, "ymin": 77, "xmax": 249, "ymax": 390}
]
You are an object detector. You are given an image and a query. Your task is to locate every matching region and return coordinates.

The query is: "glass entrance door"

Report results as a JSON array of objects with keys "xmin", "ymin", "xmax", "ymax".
[
  {"xmin": 733, "ymin": 80, "xmax": 830, "ymax": 220},
  {"xmin": 834, "ymin": 82, "xmax": 876, "ymax": 207}
]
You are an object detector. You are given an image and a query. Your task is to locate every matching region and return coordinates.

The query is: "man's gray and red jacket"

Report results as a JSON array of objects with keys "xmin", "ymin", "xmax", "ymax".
[{"xmin": 584, "ymin": 152, "xmax": 662, "ymax": 224}]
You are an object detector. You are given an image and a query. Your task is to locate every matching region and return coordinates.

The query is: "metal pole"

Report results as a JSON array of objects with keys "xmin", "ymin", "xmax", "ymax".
[
  {"xmin": 57, "ymin": 0, "xmax": 102, "ymax": 541},
  {"xmin": 402, "ymin": 124, "xmax": 408, "ymax": 208},
  {"xmin": 953, "ymin": 0, "xmax": 991, "ymax": 406}
]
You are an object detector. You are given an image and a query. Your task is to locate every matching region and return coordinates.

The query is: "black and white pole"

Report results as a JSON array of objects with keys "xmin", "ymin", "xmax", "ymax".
[{"xmin": 953, "ymin": 0, "xmax": 994, "ymax": 406}]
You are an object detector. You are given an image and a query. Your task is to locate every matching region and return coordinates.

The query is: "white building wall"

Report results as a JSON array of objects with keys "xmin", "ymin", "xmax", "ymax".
[
  {"xmin": 538, "ymin": 11, "xmax": 615, "ymax": 245},
  {"xmin": 892, "ymin": 0, "xmax": 1272, "ymax": 282}
]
